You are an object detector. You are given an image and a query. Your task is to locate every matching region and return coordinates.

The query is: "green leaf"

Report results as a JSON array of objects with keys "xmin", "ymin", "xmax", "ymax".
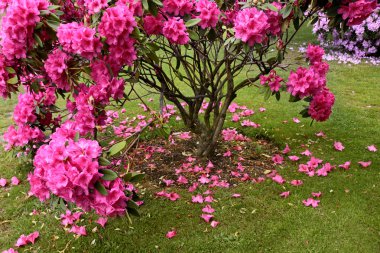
[
  {"xmin": 74, "ymin": 132, "xmax": 80, "ymax": 142},
  {"xmin": 99, "ymin": 157, "xmax": 111, "ymax": 166},
  {"xmin": 127, "ymin": 200, "xmax": 139, "ymax": 210},
  {"xmin": 188, "ymin": 30, "xmax": 199, "ymax": 41},
  {"xmin": 130, "ymin": 173, "xmax": 145, "ymax": 183},
  {"xmin": 94, "ymin": 181, "xmax": 108, "ymax": 196},
  {"xmin": 185, "ymin": 18, "xmax": 201, "ymax": 28},
  {"xmin": 281, "ymin": 5, "xmax": 292, "ymax": 19},
  {"xmin": 99, "ymin": 169, "xmax": 118, "ymax": 181},
  {"xmin": 108, "ymin": 141, "xmax": 127, "ymax": 156},
  {"xmin": 151, "ymin": 0, "xmax": 163, "ymax": 7},
  {"xmin": 127, "ymin": 207, "xmax": 140, "ymax": 217},
  {"xmin": 5, "ymin": 67, "xmax": 16, "ymax": 74},
  {"xmin": 48, "ymin": 5, "xmax": 61, "ymax": 10},
  {"xmin": 46, "ymin": 20, "xmax": 60, "ymax": 31},
  {"xmin": 34, "ymin": 34, "xmax": 43, "ymax": 48},
  {"xmin": 7, "ymin": 76, "xmax": 18, "ymax": 85},
  {"xmin": 289, "ymin": 95, "xmax": 301, "ymax": 103},
  {"xmin": 142, "ymin": 0, "xmax": 149, "ymax": 11}
]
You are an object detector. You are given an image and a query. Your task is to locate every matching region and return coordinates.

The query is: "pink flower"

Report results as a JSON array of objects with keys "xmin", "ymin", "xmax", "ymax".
[
  {"xmin": 11, "ymin": 176, "xmax": 20, "ymax": 186},
  {"xmin": 317, "ymin": 163, "xmax": 334, "ymax": 177},
  {"xmin": 60, "ymin": 210, "xmax": 82, "ymax": 226},
  {"xmin": 0, "ymin": 178, "xmax": 7, "ymax": 187},
  {"xmin": 144, "ymin": 14, "xmax": 165, "ymax": 35},
  {"xmin": 163, "ymin": 179, "xmax": 175, "ymax": 187},
  {"xmin": 231, "ymin": 114, "xmax": 240, "ymax": 122},
  {"xmin": 272, "ymin": 174, "xmax": 285, "ymax": 184},
  {"xmin": 2, "ymin": 248, "xmax": 18, "ymax": 253},
  {"xmin": 290, "ymin": 180, "xmax": 303, "ymax": 186},
  {"xmin": 260, "ymin": 70, "xmax": 283, "ymax": 92},
  {"xmin": 177, "ymin": 175, "xmax": 188, "ymax": 184},
  {"xmin": 163, "ymin": 0, "xmax": 194, "ymax": 16},
  {"xmin": 178, "ymin": 132, "xmax": 192, "ymax": 140},
  {"xmin": 302, "ymin": 198, "xmax": 320, "ymax": 208},
  {"xmin": 202, "ymin": 205, "xmax": 215, "ymax": 214},
  {"xmin": 315, "ymin": 131, "xmax": 326, "ymax": 137},
  {"xmin": 367, "ymin": 145, "xmax": 377, "ymax": 152},
  {"xmin": 338, "ymin": 0, "xmax": 377, "ymax": 26},
  {"xmin": 84, "ymin": 0, "xmax": 108, "ymax": 14},
  {"xmin": 210, "ymin": 220, "xmax": 220, "ymax": 228},
  {"xmin": 312, "ymin": 192, "xmax": 322, "ymax": 198},
  {"xmin": 15, "ymin": 231, "xmax": 39, "ymax": 247},
  {"xmin": 200, "ymin": 213, "xmax": 214, "ymax": 223},
  {"xmin": 272, "ymin": 154, "xmax": 284, "ymax": 165},
  {"xmin": 166, "ymin": 230, "xmax": 177, "ymax": 239},
  {"xmin": 168, "ymin": 192, "xmax": 180, "ymax": 201},
  {"xmin": 334, "ymin": 141, "xmax": 345, "ymax": 151},
  {"xmin": 96, "ymin": 217, "xmax": 108, "ymax": 228},
  {"xmin": 259, "ymin": 107, "xmax": 266, "ymax": 112},
  {"xmin": 339, "ymin": 161, "xmax": 351, "ymax": 170},
  {"xmin": 306, "ymin": 44, "xmax": 325, "ymax": 64},
  {"xmin": 195, "ymin": 0, "xmax": 220, "ymax": 29},
  {"xmin": 280, "ymin": 191, "xmax": 290, "ymax": 198},
  {"xmin": 301, "ymin": 149, "xmax": 312, "ymax": 156},
  {"xmin": 69, "ymin": 225, "xmax": 87, "ymax": 236},
  {"xmin": 163, "ymin": 17, "xmax": 189, "ymax": 45},
  {"xmin": 192, "ymin": 194, "xmax": 204, "ymax": 203},
  {"xmin": 204, "ymin": 195, "xmax": 214, "ymax": 203},
  {"xmin": 288, "ymin": 156, "xmax": 300, "ymax": 161},
  {"xmin": 358, "ymin": 161, "xmax": 372, "ymax": 168},
  {"xmin": 44, "ymin": 49, "xmax": 72, "ymax": 91},
  {"xmin": 287, "ymin": 67, "xmax": 326, "ymax": 98},
  {"xmin": 198, "ymin": 175, "xmax": 210, "ymax": 184},
  {"xmin": 234, "ymin": 7, "xmax": 269, "ymax": 46},
  {"xmin": 232, "ymin": 193, "xmax": 241, "ymax": 198},
  {"xmin": 309, "ymin": 89, "xmax": 335, "ymax": 122},
  {"xmin": 282, "ymin": 144, "xmax": 291, "ymax": 154}
]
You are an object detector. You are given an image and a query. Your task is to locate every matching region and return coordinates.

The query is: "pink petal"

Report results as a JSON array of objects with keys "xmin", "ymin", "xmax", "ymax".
[
  {"xmin": 312, "ymin": 192, "xmax": 322, "ymax": 198},
  {"xmin": 293, "ymin": 117, "xmax": 301, "ymax": 123},
  {"xmin": 200, "ymin": 214, "xmax": 214, "ymax": 223},
  {"xmin": 11, "ymin": 177, "xmax": 20, "ymax": 186},
  {"xmin": 166, "ymin": 230, "xmax": 177, "ymax": 239},
  {"xmin": 367, "ymin": 145, "xmax": 377, "ymax": 152},
  {"xmin": 96, "ymin": 217, "xmax": 108, "ymax": 228},
  {"xmin": 231, "ymin": 193, "xmax": 241, "ymax": 198},
  {"xmin": 210, "ymin": 220, "xmax": 220, "ymax": 228},
  {"xmin": 288, "ymin": 155, "xmax": 300, "ymax": 161},
  {"xmin": 282, "ymin": 144, "xmax": 291, "ymax": 154},
  {"xmin": 290, "ymin": 180, "xmax": 303, "ymax": 186},
  {"xmin": 315, "ymin": 131, "xmax": 326, "ymax": 137},
  {"xmin": 339, "ymin": 161, "xmax": 351, "ymax": 170},
  {"xmin": 334, "ymin": 141, "xmax": 345, "ymax": 151},
  {"xmin": 0, "ymin": 178, "xmax": 7, "ymax": 187},
  {"xmin": 358, "ymin": 161, "xmax": 371, "ymax": 168},
  {"xmin": 69, "ymin": 225, "xmax": 87, "ymax": 236},
  {"xmin": 280, "ymin": 191, "xmax": 290, "ymax": 198},
  {"xmin": 202, "ymin": 205, "xmax": 215, "ymax": 214}
]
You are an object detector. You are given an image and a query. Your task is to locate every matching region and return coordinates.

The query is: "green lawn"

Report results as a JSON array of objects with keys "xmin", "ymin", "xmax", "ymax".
[{"xmin": 1, "ymin": 27, "xmax": 380, "ymax": 252}]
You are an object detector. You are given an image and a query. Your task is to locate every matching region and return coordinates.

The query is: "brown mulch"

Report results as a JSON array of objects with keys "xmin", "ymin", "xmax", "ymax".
[{"xmin": 126, "ymin": 136, "xmax": 279, "ymax": 187}]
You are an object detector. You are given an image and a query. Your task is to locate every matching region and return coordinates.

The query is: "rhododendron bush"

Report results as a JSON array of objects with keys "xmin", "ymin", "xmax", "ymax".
[{"xmin": 0, "ymin": 0, "xmax": 377, "ymax": 218}]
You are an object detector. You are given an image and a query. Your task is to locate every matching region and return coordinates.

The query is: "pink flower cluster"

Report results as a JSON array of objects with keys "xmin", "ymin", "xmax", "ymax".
[
  {"xmin": 234, "ymin": 7, "xmax": 269, "ymax": 46},
  {"xmin": 306, "ymin": 44, "xmax": 325, "ymax": 64},
  {"xmin": 0, "ymin": 55, "xmax": 11, "ymax": 98},
  {"xmin": 195, "ymin": 0, "xmax": 221, "ymax": 29},
  {"xmin": 265, "ymin": 2, "xmax": 283, "ymax": 36},
  {"xmin": 338, "ymin": 0, "xmax": 377, "ymax": 26},
  {"xmin": 287, "ymin": 44, "xmax": 335, "ymax": 121},
  {"xmin": 98, "ymin": 5, "xmax": 137, "ymax": 71},
  {"xmin": 0, "ymin": 0, "xmax": 49, "ymax": 59},
  {"xmin": 260, "ymin": 70, "xmax": 283, "ymax": 92},
  {"xmin": 116, "ymin": 0, "xmax": 143, "ymax": 16},
  {"xmin": 163, "ymin": 0, "xmax": 194, "ymax": 16},
  {"xmin": 144, "ymin": 14, "xmax": 165, "ymax": 35},
  {"xmin": 44, "ymin": 49, "xmax": 72, "ymax": 91},
  {"xmin": 308, "ymin": 88, "xmax": 335, "ymax": 122},
  {"xmin": 28, "ymin": 129, "xmax": 128, "ymax": 216},
  {"xmin": 163, "ymin": 17, "xmax": 190, "ymax": 45},
  {"xmin": 84, "ymin": 0, "xmax": 108, "ymax": 14},
  {"xmin": 13, "ymin": 93, "xmax": 37, "ymax": 125},
  {"xmin": 57, "ymin": 22, "xmax": 102, "ymax": 59},
  {"xmin": 3, "ymin": 124, "xmax": 44, "ymax": 151}
]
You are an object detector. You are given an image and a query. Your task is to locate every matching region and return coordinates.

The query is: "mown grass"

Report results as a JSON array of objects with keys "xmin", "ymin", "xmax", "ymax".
[{"xmin": 0, "ymin": 26, "xmax": 379, "ymax": 252}]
